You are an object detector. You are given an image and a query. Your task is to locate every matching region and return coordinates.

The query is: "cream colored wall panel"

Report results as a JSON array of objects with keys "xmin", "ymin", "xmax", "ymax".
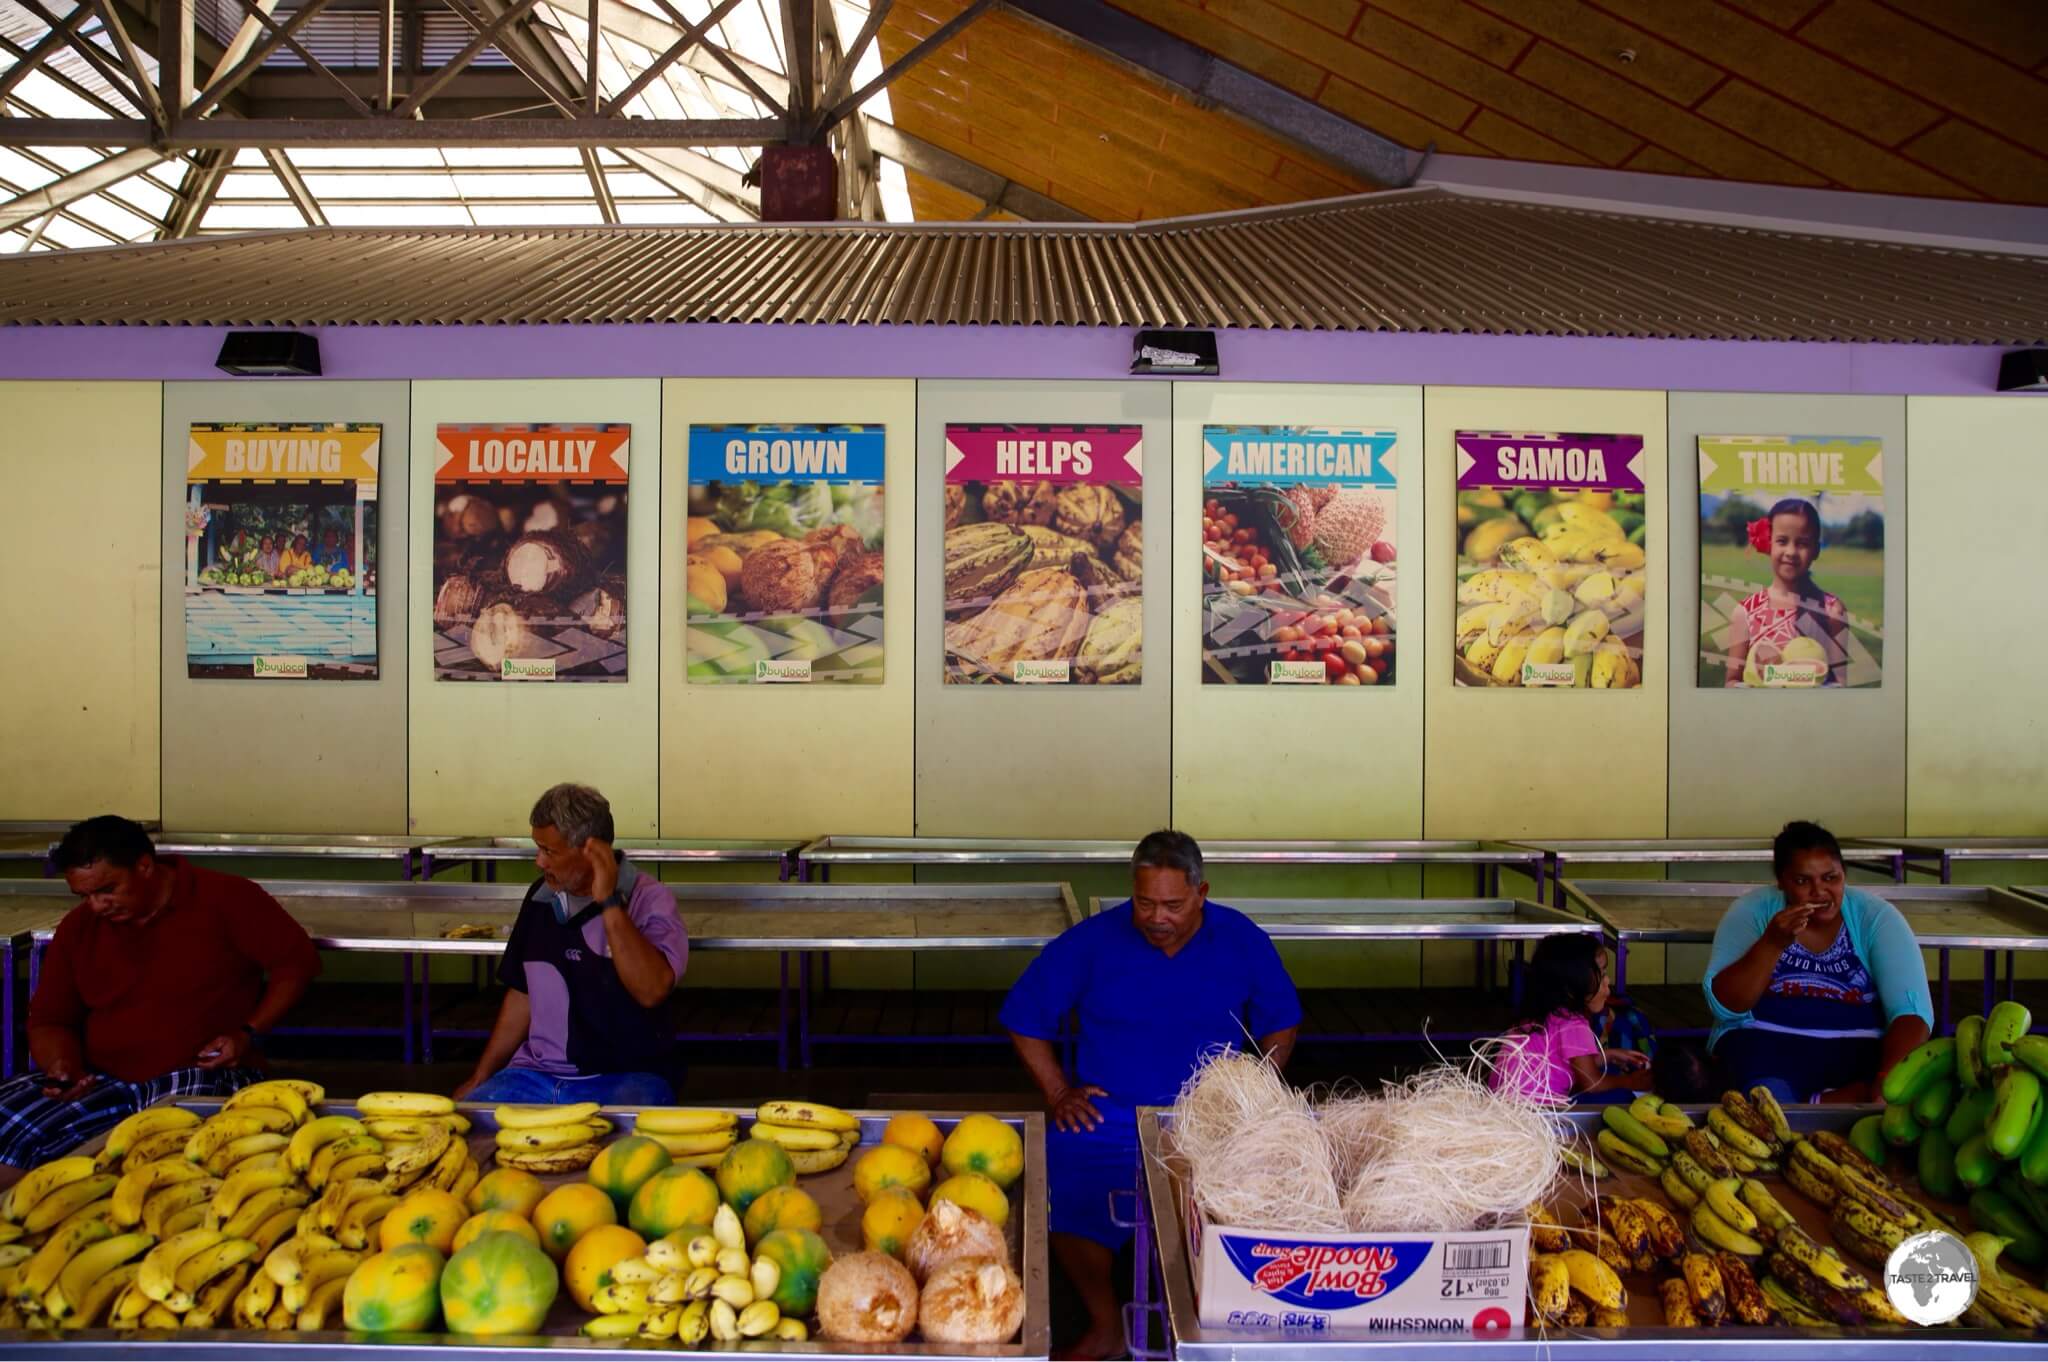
[
  {"xmin": 161, "ymin": 382, "xmax": 409, "ymax": 832},
  {"xmin": 915, "ymin": 381, "xmax": 1170, "ymax": 838},
  {"xmin": 1171, "ymin": 383, "xmax": 1424, "ymax": 838},
  {"xmin": 409, "ymin": 380, "xmax": 661, "ymax": 836},
  {"xmin": 1907, "ymin": 397, "xmax": 2048, "ymax": 835},
  {"xmin": 0, "ymin": 382, "xmax": 161, "ymax": 820},
  {"xmin": 1423, "ymin": 388, "xmax": 1669, "ymax": 839},
  {"xmin": 659, "ymin": 380, "xmax": 914, "ymax": 838},
  {"xmin": 1667, "ymin": 393, "xmax": 1906, "ymax": 838}
]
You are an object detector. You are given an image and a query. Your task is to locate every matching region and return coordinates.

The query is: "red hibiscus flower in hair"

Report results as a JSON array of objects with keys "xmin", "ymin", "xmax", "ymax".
[{"xmin": 1747, "ymin": 518, "xmax": 1772, "ymax": 553}]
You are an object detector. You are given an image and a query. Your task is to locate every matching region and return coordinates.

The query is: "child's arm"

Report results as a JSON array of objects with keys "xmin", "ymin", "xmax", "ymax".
[{"xmin": 1568, "ymin": 1053, "xmax": 1653, "ymax": 1094}]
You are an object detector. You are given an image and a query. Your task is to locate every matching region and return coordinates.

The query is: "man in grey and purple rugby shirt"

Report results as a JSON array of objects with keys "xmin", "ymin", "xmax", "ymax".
[{"xmin": 453, "ymin": 783, "xmax": 688, "ymax": 1106}]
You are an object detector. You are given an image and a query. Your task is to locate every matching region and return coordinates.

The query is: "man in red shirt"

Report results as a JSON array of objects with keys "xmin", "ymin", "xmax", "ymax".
[{"xmin": 0, "ymin": 816, "xmax": 321, "ymax": 1174}]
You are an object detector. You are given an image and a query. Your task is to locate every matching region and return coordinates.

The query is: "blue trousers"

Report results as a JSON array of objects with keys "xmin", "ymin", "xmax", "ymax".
[
  {"xmin": 1047, "ymin": 1101, "xmax": 1141, "ymax": 1250},
  {"xmin": 465, "ymin": 1067, "xmax": 674, "ymax": 1106}
]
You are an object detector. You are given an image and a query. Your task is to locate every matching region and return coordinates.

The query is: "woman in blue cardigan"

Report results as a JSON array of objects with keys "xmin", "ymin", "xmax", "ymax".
[{"xmin": 1706, "ymin": 821, "xmax": 1932, "ymax": 1104}]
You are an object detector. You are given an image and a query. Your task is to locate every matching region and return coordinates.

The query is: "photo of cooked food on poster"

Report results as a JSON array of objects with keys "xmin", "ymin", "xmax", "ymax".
[
  {"xmin": 1454, "ymin": 431, "xmax": 1648, "ymax": 689},
  {"xmin": 684, "ymin": 424, "xmax": 885, "ymax": 684},
  {"xmin": 184, "ymin": 423, "xmax": 380, "ymax": 680},
  {"xmin": 1199, "ymin": 425, "xmax": 1397, "ymax": 686},
  {"xmin": 942, "ymin": 423, "xmax": 1142, "ymax": 685},
  {"xmin": 1699, "ymin": 434, "xmax": 1884, "ymax": 689},
  {"xmin": 431, "ymin": 423, "xmax": 629, "ymax": 682}
]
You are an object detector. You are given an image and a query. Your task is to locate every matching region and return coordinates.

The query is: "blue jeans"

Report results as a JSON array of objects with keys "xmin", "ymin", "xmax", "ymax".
[{"xmin": 465, "ymin": 1067, "xmax": 674, "ymax": 1106}]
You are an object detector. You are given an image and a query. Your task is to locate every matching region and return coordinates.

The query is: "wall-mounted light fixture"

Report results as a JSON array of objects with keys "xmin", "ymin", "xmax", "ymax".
[
  {"xmin": 1997, "ymin": 349, "xmax": 2048, "ymax": 393},
  {"xmin": 1132, "ymin": 328, "xmax": 1219, "ymax": 376},
  {"xmin": 216, "ymin": 331, "xmax": 322, "ymax": 377}
]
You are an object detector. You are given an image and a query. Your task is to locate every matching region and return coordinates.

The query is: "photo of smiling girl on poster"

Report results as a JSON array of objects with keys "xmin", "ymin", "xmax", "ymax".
[{"xmin": 1723, "ymin": 497, "xmax": 1847, "ymax": 687}]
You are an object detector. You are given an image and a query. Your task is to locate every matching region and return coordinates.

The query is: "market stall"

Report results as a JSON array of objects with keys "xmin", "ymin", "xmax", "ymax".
[
  {"xmin": 1896, "ymin": 840, "xmax": 2048, "ymax": 886},
  {"xmin": 425, "ymin": 837, "xmax": 803, "ymax": 883},
  {"xmin": 1507, "ymin": 839, "xmax": 1909, "ymax": 908}
]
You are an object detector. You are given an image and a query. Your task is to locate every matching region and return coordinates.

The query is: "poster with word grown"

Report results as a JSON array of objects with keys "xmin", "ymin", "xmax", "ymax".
[
  {"xmin": 1199, "ymin": 426, "xmax": 1397, "ymax": 686},
  {"xmin": 685, "ymin": 424, "xmax": 885, "ymax": 684},
  {"xmin": 432, "ymin": 423, "xmax": 629, "ymax": 682},
  {"xmin": 185, "ymin": 423, "xmax": 379, "ymax": 680},
  {"xmin": 1454, "ymin": 432, "xmax": 1647, "ymax": 689},
  {"xmin": 1699, "ymin": 435, "xmax": 1884, "ymax": 689},
  {"xmin": 941, "ymin": 424, "xmax": 1142, "ymax": 685}
]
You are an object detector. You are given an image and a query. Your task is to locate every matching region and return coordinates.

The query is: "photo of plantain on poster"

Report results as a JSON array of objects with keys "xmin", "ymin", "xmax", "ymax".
[
  {"xmin": 685, "ymin": 424, "xmax": 884, "ymax": 684},
  {"xmin": 184, "ymin": 423, "xmax": 380, "ymax": 680},
  {"xmin": 941, "ymin": 424, "xmax": 1141, "ymax": 685},
  {"xmin": 1454, "ymin": 431, "xmax": 1648, "ymax": 689},
  {"xmin": 432, "ymin": 423, "xmax": 629, "ymax": 682},
  {"xmin": 1698, "ymin": 435, "xmax": 1884, "ymax": 689}
]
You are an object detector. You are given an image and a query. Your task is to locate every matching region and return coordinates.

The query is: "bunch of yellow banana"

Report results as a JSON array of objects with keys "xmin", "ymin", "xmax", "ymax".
[
  {"xmin": 1527, "ymin": 1247, "xmax": 1625, "ymax": 1329},
  {"xmin": 633, "ymin": 1108, "xmax": 739, "ymax": 1166},
  {"xmin": 245, "ymin": 1226, "xmax": 364, "ymax": 1330},
  {"xmin": 492, "ymin": 1101, "xmax": 611, "ymax": 1173},
  {"xmin": 582, "ymin": 1205, "xmax": 807, "ymax": 1344},
  {"xmin": 747, "ymin": 1100, "xmax": 861, "ymax": 1175},
  {"xmin": 1600, "ymin": 1196, "xmax": 1683, "ymax": 1269},
  {"xmin": 1594, "ymin": 1106, "xmax": 1670, "ymax": 1180},
  {"xmin": 1455, "ymin": 500, "xmax": 1649, "ymax": 690},
  {"xmin": 1784, "ymin": 1139, "xmax": 1920, "ymax": 1228}
]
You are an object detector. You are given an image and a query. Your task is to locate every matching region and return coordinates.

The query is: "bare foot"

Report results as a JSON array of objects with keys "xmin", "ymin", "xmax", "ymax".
[{"xmin": 1054, "ymin": 1323, "xmax": 1127, "ymax": 1361}]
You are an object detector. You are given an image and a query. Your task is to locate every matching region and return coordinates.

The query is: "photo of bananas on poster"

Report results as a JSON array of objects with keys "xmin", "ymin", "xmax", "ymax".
[
  {"xmin": 184, "ymin": 423, "xmax": 380, "ymax": 681},
  {"xmin": 1699, "ymin": 434, "xmax": 1884, "ymax": 689},
  {"xmin": 1455, "ymin": 431, "xmax": 1648, "ymax": 689},
  {"xmin": 1199, "ymin": 425, "xmax": 1398, "ymax": 686},
  {"xmin": 431, "ymin": 423, "xmax": 629, "ymax": 682},
  {"xmin": 684, "ymin": 423, "xmax": 885, "ymax": 684},
  {"xmin": 942, "ymin": 424, "xmax": 1142, "ymax": 684}
]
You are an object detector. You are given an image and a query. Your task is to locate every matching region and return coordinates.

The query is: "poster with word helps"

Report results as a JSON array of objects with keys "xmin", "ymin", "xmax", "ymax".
[
  {"xmin": 1454, "ymin": 432, "xmax": 1648, "ymax": 690},
  {"xmin": 1199, "ymin": 426, "xmax": 1397, "ymax": 687},
  {"xmin": 685, "ymin": 424, "xmax": 885, "ymax": 684},
  {"xmin": 184, "ymin": 423, "xmax": 380, "ymax": 681},
  {"xmin": 1699, "ymin": 435, "xmax": 1884, "ymax": 689},
  {"xmin": 431, "ymin": 423, "xmax": 629, "ymax": 682},
  {"xmin": 941, "ymin": 424, "xmax": 1141, "ymax": 685}
]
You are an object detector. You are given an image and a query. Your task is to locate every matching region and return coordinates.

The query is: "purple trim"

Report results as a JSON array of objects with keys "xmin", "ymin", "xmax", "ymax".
[{"xmin": 0, "ymin": 323, "xmax": 2012, "ymax": 394}]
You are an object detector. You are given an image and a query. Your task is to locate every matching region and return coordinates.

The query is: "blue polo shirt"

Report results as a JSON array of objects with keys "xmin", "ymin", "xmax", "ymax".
[{"xmin": 999, "ymin": 901, "xmax": 1301, "ymax": 1109}]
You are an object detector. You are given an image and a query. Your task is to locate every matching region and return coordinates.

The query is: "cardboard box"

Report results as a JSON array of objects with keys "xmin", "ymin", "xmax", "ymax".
[{"xmin": 1187, "ymin": 1184, "xmax": 1529, "ymax": 1335}]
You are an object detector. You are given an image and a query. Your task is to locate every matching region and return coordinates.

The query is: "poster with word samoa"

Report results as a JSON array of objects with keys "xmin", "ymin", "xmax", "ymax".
[
  {"xmin": 1454, "ymin": 432, "xmax": 1648, "ymax": 690},
  {"xmin": 941, "ymin": 424, "xmax": 1142, "ymax": 685},
  {"xmin": 431, "ymin": 423, "xmax": 630, "ymax": 682},
  {"xmin": 1199, "ymin": 426, "xmax": 1398, "ymax": 687},
  {"xmin": 1699, "ymin": 435, "xmax": 1884, "ymax": 689},
  {"xmin": 685, "ymin": 424, "xmax": 885, "ymax": 684},
  {"xmin": 184, "ymin": 423, "xmax": 380, "ymax": 681}
]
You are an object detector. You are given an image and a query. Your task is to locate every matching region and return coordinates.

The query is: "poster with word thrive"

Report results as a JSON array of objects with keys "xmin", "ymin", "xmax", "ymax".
[
  {"xmin": 941, "ymin": 424, "xmax": 1142, "ymax": 685},
  {"xmin": 685, "ymin": 424, "xmax": 885, "ymax": 684},
  {"xmin": 1454, "ymin": 432, "xmax": 1648, "ymax": 689},
  {"xmin": 432, "ymin": 423, "xmax": 630, "ymax": 682},
  {"xmin": 1699, "ymin": 435, "xmax": 1884, "ymax": 689},
  {"xmin": 185, "ymin": 423, "xmax": 380, "ymax": 680},
  {"xmin": 1199, "ymin": 426, "xmax": 1397, "ymax": 686}
]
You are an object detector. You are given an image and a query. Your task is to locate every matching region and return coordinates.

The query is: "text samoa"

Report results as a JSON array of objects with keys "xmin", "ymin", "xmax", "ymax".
[
  {"xmin": 1250, "ymin": 1243, "xmax": 1399, "ymax": 1299},
  {"xmin": 1493, "ymin": 445, "xmax": 1607, "ymax": 484}
]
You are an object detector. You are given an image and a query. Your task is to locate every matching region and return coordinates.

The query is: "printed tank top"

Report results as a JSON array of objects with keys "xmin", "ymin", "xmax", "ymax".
[{"xmin": 1750, "ymin": 926, "xmax": 1886, "ymax": 1040}]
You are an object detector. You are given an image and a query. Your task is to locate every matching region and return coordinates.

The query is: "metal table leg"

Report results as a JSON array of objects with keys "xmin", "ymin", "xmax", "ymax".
[
  {"xmin": 777, "ymin": 952, "xmax": 790, "ymax": 1071},
  {"xmin": 799, "ymin": 952, "xmax": 813, "ymax": 1069},
  {"xmin": 405, "ymin": 952, "xmax": 419, "ymax": 1065},
  {"xmin": 1940, "ymin": 949, "xmax": 1952, "ymax": 1034},
  {"xmin": 1115, "ymin": 1161, "xmax": 1165, "ymax": 1360},
  {"xmin": 1985, "ymin": 950, "xmax": 1998, "ymax": 1018},
  {"xmin": 1942, "ymin": 851, "xmax": 1954, "ymax": 885},
  {"xmin": 2009, "ymin": 951, "xmax": 2018, "ymax": 1005}
]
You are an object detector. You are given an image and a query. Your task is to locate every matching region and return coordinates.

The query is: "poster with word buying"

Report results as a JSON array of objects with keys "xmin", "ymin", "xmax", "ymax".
[
  {"xmin": 185, "ymin": 423, "xmax": 380, "ymax": 680},
  {"xmin": 941, "ymin": 424, "xmax": 1142, "ymax": 685},
  {"xmin": 685, "ymin": 424, "xmax": 885, "ymax": 684},
  {"xmin": 1699, "ymin": 435, "xmax": 1884, "ymax": 689},
  {"xmin": 1454, "ymin": 431, "xmax": 1647, "ymax": 689},
  {"xmin": 1199, "ymin": 426, "xmax": 1397, "ymax": 686},
  {"xmin": 432, "ymin": 423, "xmax": 630, "ymax": 682}
]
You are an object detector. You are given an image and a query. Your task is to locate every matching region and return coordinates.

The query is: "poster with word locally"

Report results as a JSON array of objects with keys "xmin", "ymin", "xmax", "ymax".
[
  {"xmin": 1199, "ymin": 426, "xmax": 1398, "ymax": 686},
  {"xmin": 941, "ymin": 424, "xmax": 1142, "ymax": 685},
  {"xmin": 185, "ymin": 423, "xmax": 380, "ymax": 680},
  {"xmin": 685, "ymin": 424, "xmax": 885, "ymax": 684},
  {"xmin": 1454, "ymin": 432, "xmax": 1648, "ymax": 689},
  {"xmin": 1699, "ymin": 435, "xmax": 1884, "ymax": 689},
  {"xmin": 432, "ymin": 423, "xmax": 630, "ymax": 682}
]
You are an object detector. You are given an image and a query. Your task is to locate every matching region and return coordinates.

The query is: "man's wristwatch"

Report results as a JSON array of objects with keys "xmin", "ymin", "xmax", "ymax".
[{"xmin": 603, "ymin": 890, "xmax": 628, "ymax": 910}]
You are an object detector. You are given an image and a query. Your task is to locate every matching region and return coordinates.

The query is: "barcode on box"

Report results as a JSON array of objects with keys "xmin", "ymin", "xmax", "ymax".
[{"xmin": 1444, "ymin": 1241, "xmax": 1510, "ymax": 1273}]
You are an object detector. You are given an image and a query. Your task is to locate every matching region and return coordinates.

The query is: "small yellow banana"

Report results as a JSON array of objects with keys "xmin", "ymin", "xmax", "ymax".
[
  {"xmin": 97, "ymin": 1106, "xmax": 201, "ymax": 1168},
  {"xmin": 285, "ymin": 1116, "xmax": 366, "ymax": 1175},
  {"xmin": 353, "ymin": 1092, "xmax": 453, "ymax": 1119},
  {"xmin": 5, "ymin": 1156, "xmax": 98, "ymax": 1224},
  {"xmin": 46, "ymin": 1230, "xmax": 155, "ymax": 1320},
  {"xmin": 752, "ymin": 1100, "xmax": 858, "ymax": 1132},
  {"xmin": 22, "ymin": 1173, "xmax": 117, "ymax": 1234},
  {"xmin": 137, "ymin": 1227, "xmax": 226, "ymax": 1311},
  {"xmin": 633, "ymin": 1109, "xmax": 737, "ymax": 1136},
  {"xmin": 494, "ymin": 1102, "xmax": 599, "ymax": 1130}
]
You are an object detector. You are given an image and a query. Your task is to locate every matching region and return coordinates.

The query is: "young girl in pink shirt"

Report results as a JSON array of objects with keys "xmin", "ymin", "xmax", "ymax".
[
  {"xmin": 1489, "ymin": 935, "xmax": 1651, "ymax": 1104},
  {"xmin": 1725, "ymin": 498, "xmax": 1846, "ymax": 687}
]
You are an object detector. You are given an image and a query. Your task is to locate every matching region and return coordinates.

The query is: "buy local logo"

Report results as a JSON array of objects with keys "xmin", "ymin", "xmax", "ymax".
[{"xmin": 1221, "ymin": 1237, "xmax": 1431, "ymax": 1307}]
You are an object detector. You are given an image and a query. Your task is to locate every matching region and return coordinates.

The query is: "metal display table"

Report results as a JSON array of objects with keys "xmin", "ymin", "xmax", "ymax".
[
  {"xmin": 427, "ymin": 836, "xmax": 803, "ymax": 881},
  {"xmin": 146, "ymin": 832, "xmax": 456, "ymax": 880},
  {"xmin": 1507, "ymin": 837, "xmax": 1908, "ymax": 906},
  {"xmin": 1559, "ymin": 879, "xmax": 2048, "ymax": 1029},
  {"xmin": 0, "ymin": 822, "xmax": 76, "ymax": 871},
  {"xmin": 1895, "ymin": 837, "xmax": 2048, "ymax": 884}
]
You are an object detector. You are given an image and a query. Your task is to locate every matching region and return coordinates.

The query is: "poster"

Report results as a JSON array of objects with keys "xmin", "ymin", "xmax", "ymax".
[
  {"xmin": 684, "ymin": 424, "xmax": 885, "ymax": 684},
  {"xmin": 431, "ymin": 423, "xmax": 630, "ymax": 682},
  {"xmin": 184, "ymin": 423, "xmax": 379, "ymax": 680},
  {"xmin": 1198, "ymin": 426, "xmax": 1398, "ymax": 686},
  {"xmin": 941, "ymin": 424, "xmax": 1141, "ymax": 685},
  {"xmin": 1698, "ymin": 435, "xmax": 1884, "ymax": 689},
  {"xmin": 1454, "ymin": 432, "xmax": 1648, "ymax": 689}
]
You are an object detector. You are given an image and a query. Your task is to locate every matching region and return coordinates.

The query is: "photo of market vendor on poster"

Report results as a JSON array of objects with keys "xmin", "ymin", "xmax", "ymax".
[
  {"xmin": 684, "ymin": 424, "xmax": 885, "ymax": 684},
  {"xmin": 431, "ymin": 422, "xmax": 629, "ymax": 682},
  {"xmin": 1199, "ymin": 425, "xmax": 1397, "ymax": 686},
  {"xmin": 941, "ymin": 424, "xmax": 1142, "ymax": 685},
  {"xmin": 1699, "ymin": 434, "xmax": 1884, "ymax": 689},
  {"xmin": 1455, "ymin": 431, "xmax": 1648, "ymax": 689},
  {"xmin": 184, "ymin": 423, "xmax": 379, "ymax": 680}
]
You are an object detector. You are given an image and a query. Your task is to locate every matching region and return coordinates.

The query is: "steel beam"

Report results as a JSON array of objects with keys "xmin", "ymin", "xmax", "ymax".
[
  {"xmin": 578, "ymin": 145, "xmax": 616, "ymax": 222},
  {"xmin": 13, "ymin": 0, "xmax": 150, "ymax": 113},
  {"xmin": 88, "ymin": 0, "xmax": 166, "ymax": 126},
  {"xmin": 618, "ymin": 145, "xmax": 755, "ymax": 219},
  {"xmin": 781, "ymin": 0, "xmax": 814, "ymax": 127},
  {"xmin": 1, "ymin": 4, "xmax": 93, "ymax": 104},
  {"xmin": 262, "ymin": 147, "xmax": 326, "ymax": 225},
  {"xmin": 601, "ymin": 0, "xmax": 741, "ymax": 117},
  {"xmin": 817, "ymin": 0, "xmax": 888, "ymax": 120},
  {"xmin": 816, "ymin": 0, "xmax": 993, "ymax": 132},
  {"xmin": 0, "ymin": 146, "xmax": 163, "ymax": 228},
  {"xmin": 187, "ymin": 0, "xmax": 334, "ymax": 118},
  {"xmin": 861, "ymin": 117, "xmax": 1086, "ymax": 221},
  {"xmin": 168, "ymin": 147, "xmax": 227, "ymax": 235}
]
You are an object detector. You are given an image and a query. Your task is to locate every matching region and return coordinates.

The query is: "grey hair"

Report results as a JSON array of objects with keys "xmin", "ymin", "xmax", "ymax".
[
  {"xmin": 529, "ymin": 782, "xmax": 614, "ymax": 846},
  {"xmin": 1132, "ymin": 829, "xmax": 1204, "ymax": 886}
]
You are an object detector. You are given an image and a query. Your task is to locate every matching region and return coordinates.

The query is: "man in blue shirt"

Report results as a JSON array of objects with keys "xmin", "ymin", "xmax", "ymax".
[{"xmin": 1001, "ymin": 830, "xmax": 1300, "ymax": 1361}]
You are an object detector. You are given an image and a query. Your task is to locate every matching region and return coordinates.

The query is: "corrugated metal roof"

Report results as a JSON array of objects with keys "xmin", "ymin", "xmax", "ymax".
[{"xmin": 3, "ymin": 187, "xmax": 2044, "ymax": 340}]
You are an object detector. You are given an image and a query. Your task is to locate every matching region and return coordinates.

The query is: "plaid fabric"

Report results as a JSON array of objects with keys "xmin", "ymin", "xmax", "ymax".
[{"xmin": 0, "ymin": 1067, "xmax": 261, "ymax": 1169}]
